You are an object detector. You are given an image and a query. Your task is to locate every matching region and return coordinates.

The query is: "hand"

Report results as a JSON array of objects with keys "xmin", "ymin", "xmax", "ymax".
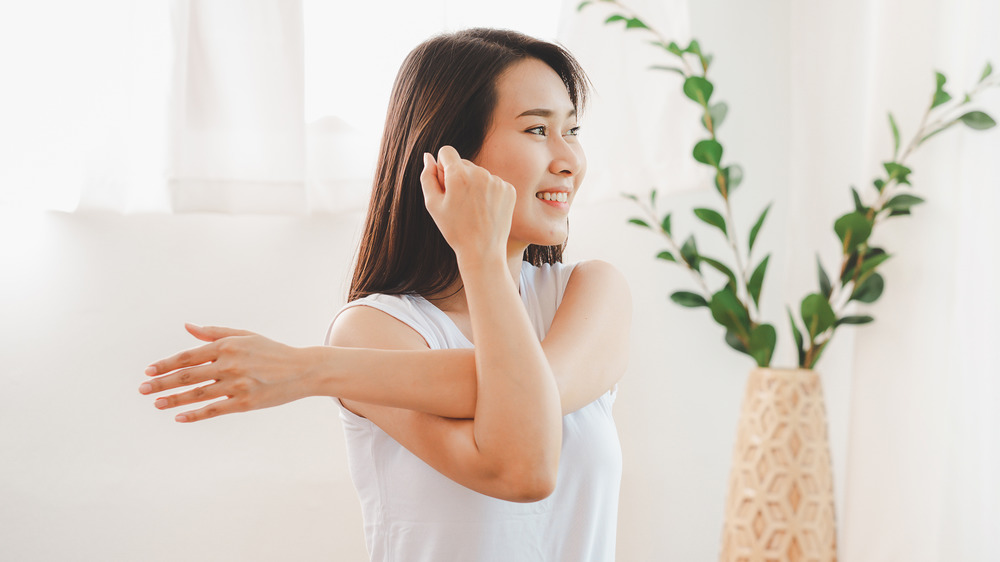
[
  {"xmin": 420, "ymin": 145, "xmax": 516, "ymax": 261},
  {"xmin": 139, "ymin": 324, "xmax": 313, "ymax": 423}
]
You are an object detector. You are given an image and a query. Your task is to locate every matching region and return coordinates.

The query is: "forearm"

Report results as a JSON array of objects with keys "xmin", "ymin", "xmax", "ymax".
[
  {"xmin": 306, "ymin": 346, "xmax": 478, "ymax": 419},
  {"xmin": 309, "ymin": 344, "xmax": 613, "ymax": 418},
  {"xmin": 460, "ymin": 255, "xmax": 562, "ymax": 479}
]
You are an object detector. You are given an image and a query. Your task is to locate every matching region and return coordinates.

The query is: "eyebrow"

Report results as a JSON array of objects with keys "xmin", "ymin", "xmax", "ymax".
[{"xmin": 516, "ymin": 108, "xmax": 577, "ymax": 119}]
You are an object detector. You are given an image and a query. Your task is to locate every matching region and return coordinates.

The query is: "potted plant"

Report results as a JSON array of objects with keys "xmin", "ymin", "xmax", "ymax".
[{"xmin": 578, "ymin": 1, "xmax": 998, "ymax": 560}]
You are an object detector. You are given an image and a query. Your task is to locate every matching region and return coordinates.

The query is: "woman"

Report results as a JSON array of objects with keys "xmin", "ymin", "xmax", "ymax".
[{"xmin": 140, "ymin": 28, "xmax": 631, "ymax": 561}]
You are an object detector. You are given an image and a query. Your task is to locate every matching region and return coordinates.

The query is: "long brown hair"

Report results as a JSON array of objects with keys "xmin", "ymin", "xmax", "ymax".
[{"xmin": 348, "ymin": 28, "xmax": 590, "ymax": 302}]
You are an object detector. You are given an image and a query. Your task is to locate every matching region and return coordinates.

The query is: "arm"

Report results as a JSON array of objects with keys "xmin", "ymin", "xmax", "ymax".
[
  {"xmin": 140, "ymin": 259, "xmax": 630, "ymax": 419},
  {"xmin": 314, "ymin": 259, "xmax": 630, "ymax": 417}
]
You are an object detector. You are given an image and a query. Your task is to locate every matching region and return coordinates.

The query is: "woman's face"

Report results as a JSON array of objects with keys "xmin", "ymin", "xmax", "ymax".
[{"xmin": 473, "ymin": 57, "xmax": 586, "ymax": 250}]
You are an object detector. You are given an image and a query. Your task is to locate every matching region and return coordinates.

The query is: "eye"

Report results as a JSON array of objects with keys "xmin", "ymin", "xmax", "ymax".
[
  {"xmin": 525, "ymin": 125, "xmax": 547, "ymax": 136},
  {"xmin": 564, "ymin": 126, "xmax": 581, "ymax": 137}
]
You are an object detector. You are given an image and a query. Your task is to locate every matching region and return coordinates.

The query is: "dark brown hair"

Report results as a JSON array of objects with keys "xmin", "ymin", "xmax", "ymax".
[{"xmin": 348, "ymin": 28, "xmax": 590, "ymax": 302}]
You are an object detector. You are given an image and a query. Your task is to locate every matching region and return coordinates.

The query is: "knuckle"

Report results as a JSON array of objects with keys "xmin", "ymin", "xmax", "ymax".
[
  {"xmin": 230, "ymin": 380, "xmax": 249, "ymax": 395},
  {"xmin": 204, "ymin": 407, "xmax": 218, "ymax": 419},
  {"xmin": 192, "ymin": 386, "xmax": 205, "ymax": 399},
  {"xmin": 178, "ymin": 370, "xmax": 191, "ymax": 384},
  {"xmin": 177, "ymin": 350, "xmax": 192, "ymax": 364}
]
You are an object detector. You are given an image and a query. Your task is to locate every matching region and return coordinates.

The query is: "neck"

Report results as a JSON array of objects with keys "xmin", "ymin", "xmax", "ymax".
[{"xmin": 427, "ymin": 241, "xmax": 527, "ymax": 313}]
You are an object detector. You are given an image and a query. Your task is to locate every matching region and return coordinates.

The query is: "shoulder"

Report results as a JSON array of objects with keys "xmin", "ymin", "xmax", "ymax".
[
  {"xmin": 327, "ymin": 295, "xmax": 430, "ymax": 351},
  {"xmin": 561, "ymin": 260, "xmax": 632, "ymax": 310},
  {"xmin": 567, "ymin": 260, "xmax": 630, "ymax": 294}
]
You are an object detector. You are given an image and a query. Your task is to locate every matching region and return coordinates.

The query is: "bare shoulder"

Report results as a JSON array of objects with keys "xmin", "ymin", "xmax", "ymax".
[
  {"xmin": 566, "ymin": 259, "xmax": 631, "ymax": 301},
  {"xmin": 327, "ymin": 303, "xmax": 429, "ymax": 351}
]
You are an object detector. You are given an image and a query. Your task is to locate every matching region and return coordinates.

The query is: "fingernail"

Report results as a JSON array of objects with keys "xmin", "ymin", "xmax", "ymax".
[
  {"xmin": 144, "ymin": 366, "xmax": 157, "ymax": 376},
  {"xmin": 175, "ymin": 414, "xmax": 188, "ymax": 423},
  {"xmin": 139, "ymin": 383, "xmax": 152, "ymax": 394},
  {"xmin": 155, "ymin": 398, "xmax": 168, "ymax": 409}
]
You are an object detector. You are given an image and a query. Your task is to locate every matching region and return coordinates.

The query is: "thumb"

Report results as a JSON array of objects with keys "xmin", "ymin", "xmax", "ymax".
[
  {"xmin": 420, "ymin": 152, "xmax": 443, "ymax": 204},
  {"xmin": 185, "ymin": 323, "xmax": 256, "ymax": 342}
]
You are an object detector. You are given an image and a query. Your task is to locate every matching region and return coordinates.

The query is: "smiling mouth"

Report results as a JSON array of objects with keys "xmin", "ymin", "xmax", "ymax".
[{"xmin": 535, "ymin": 192, "xmax": 569, "ymax": 203}]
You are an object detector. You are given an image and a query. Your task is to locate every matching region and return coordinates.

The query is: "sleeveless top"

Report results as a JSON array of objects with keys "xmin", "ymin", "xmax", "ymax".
[{"xmin": 326, "ymin": 261, "xmax": 622, "ymax": 562}]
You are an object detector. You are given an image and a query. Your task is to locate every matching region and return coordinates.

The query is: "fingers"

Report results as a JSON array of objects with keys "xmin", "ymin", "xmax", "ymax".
[
  {"xmin": 175, "ymin": 397, "xmax": 243, "ymax": 423},
  {"xmin": 145, "ymin": 341, "xmax": 219, "ymax": 378},
  {"xmin": 420, "ymin": 152, "xmax": 442, "ymax": 201},
  {"xmin": 140, "ymin": 363, "xmax": 217, "ymax": 396},
  {"xmin": 152, "ymin": 379, "xmax": 227, "ymax": 411},
  {"xmin": 185, "ymin": 323, "xmax": 256, "ymax": 343},
  {"xmin": 436, "ymin": 145, "xmax": 462, "ymax": 171}
]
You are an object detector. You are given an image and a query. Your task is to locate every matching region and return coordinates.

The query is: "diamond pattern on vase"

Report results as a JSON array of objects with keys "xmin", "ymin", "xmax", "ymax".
[{"xmin": 720, "ymin": 368, "xmax": 838, "ymax": 562}]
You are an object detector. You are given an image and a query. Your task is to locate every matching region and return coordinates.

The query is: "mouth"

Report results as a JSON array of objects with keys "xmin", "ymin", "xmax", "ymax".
[{"xmin": 535, "ymin": 190, "xmax": 570, "ymax": 208}]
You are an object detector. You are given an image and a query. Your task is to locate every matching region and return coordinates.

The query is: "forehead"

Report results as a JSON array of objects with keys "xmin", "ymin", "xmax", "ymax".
[{"xmin": 493, "ymin": 58, "xmax": 574, "ymax": 117}]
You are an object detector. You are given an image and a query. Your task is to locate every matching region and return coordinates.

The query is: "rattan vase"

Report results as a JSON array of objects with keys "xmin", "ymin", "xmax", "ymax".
[{"xmin": 719, "ymin": 368, "xmax": 837, "ymax": 562}]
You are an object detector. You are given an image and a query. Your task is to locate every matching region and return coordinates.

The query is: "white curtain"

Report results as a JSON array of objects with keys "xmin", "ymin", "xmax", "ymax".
[
  {"xmin": 559, "ymin": 0, "xmax": 703, "ymax": 205},
  {"xmin": 788, "ymin": 0, "xmax": 999, "ymax": 560}
]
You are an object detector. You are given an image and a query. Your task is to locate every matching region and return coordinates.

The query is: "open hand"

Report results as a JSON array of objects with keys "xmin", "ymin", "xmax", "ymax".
[{"xmin": 139, "ymin": 324, "xmax": 313, "ymax": 422}]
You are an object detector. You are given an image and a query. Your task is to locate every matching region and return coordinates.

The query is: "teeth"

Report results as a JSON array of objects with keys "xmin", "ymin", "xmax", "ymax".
[{"xmin": 536, "ymin": 192, "xmax": 569, "ymax": 203}]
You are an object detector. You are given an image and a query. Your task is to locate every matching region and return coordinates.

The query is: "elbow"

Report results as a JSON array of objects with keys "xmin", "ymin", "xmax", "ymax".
[{"xmin": 496, "ymin": 461, "xmax": 558, "ymax": 503}]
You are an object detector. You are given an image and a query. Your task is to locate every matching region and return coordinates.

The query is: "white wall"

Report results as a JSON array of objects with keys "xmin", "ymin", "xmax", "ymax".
[{"xmin": 0, "ymin": 1, "xmax": 850, "ymax": 560}]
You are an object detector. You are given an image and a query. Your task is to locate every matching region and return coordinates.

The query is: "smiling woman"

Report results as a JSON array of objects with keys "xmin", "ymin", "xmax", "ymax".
[{"xmin": 140, "ymin": 28, "xmax": 630, "ymax": 562}]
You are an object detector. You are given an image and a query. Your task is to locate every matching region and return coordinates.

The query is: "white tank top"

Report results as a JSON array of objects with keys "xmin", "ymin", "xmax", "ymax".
[{"xmin": 328, "ymin": 261, "xmax": 622, "ymax": 562}]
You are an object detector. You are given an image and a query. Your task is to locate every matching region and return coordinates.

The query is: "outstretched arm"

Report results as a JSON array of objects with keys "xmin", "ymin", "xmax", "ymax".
[{"xmin": 142, "ymin": 258, "xmax": 629, "ymax": 420}]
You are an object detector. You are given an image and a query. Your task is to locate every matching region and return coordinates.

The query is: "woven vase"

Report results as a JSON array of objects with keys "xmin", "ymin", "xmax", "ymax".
[{"xmin": 719, "ymin": 368, "xmax": 837, "ymax": 562}]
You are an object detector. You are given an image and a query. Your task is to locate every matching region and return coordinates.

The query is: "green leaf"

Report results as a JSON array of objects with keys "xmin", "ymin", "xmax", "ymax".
[
  {"xmin": 702, "ymin": 53, "xmax": 714, "ymax": 70},
  {"xmin": 709, "ymin": 287, "xmax": 750, "ymax": 339},
  {"xmin": 625, "ymin": 17, "xmax": 649, "ymax": 29},
  {"xmin": 889, "ymin": 112, "xmax": 901, "ymax": 159},
  {"xmin": 671, "ymin": 291, "xmax": 708, "ymax": 308},
  {"xmin": 649, "ymin": 65, "xmax": 686, "ymax": 77},
  {"xmin": 748, "ymin": 203, "xmax": 771, "ymax": 255},
  {"xmin": 932, "ymin": 90, "xmax": 953, "ymax": 109},
  {"xmin": 680, "ymin": 235, "xmax": 701, "ymax": 272},
  {"xmin": 650, "ymin": 189, "xmax": 657, "ymax": 207},
  {"xmin": 787, "ymin": 306, "xmax": 806, "ymax": 368},
  {"xmin": 605, "ymin": 14, "xmax": 626, "ymax": 24},
  {"xmin": 981, "ymin": 61, "xmax": 993, "ymax": 83},
  {"xmin": 666, "ymin": 41, "xmax": 684, "ymax": 56},
  {"xmin": 932, "ymin": 72, "xmax": 952, "ymax": 109},
  {"xmin": 748, "ymin": 254, "xmax": 770, "ymax": 308},
  {"xmin": 834, "ymin": 211, "xmax": 872, "ymax": 254},
  {"xmin": 725, "ymin": 330, "xmax": 748, "ymax": 353},
  {"xmin": 693, "ymin": 208, "xmax": 727, "ymax": 236},
  {"xmin": 661, "ymin": 213, "xmax": 672, "ymax": 235},
  {"xmin": 727, "ymin": 164, "xmax": 744, "ymax": 190},
  {"xmin": 851, "ymin": 186, "xmax": 866, "ymax": 213},
  {"xmin": 836, "ymin": 315, "xmax": 875, "ymax": 327},
  {"xmin": 959, "ymin": 111, "xmax": 997, "ymax": 130},
  {"xmin": 622, "ymin": 192, "xmax": 639, "ymax": 202},
  {"xmin": 628, "ymin": 218, "xmax": 651, "ymax": 228},
  {"xmin": 656, "ymin": 250, "xmax": 677, "ymax": 262},
  {"xmin": 693, "ymin": 139, "xmax": 723, "ymax": 166},
  {"xmin": 851, "ymin": 272, "xmax": 885, "ymax": 303},
  {"xmin": 817, "ymin": 255, "xmax": 832, "ymax": 298},
  {"xmin": 685, "ymin": 40, "xmax": 702, "ymax": 56},
  {"xmin": 883, "ymin": 162, "xmax": 913, "ymax": 185},
  {"xmin": 874, "ymin": 178, "xmax": 886, "ymax": 193},
  {"xmin": 840, "ymin": 251, "xmax": 859, "ymax": 284},
  {"xmin": 889, "ymin": 208, "xmax": 912, "ymax": 217},
  {"xmin": 800, "ymin": 293, "xmax": 837, "ymax": 339},
  {"xmin": 683, "ymin": 76, "xmax": 714, "ymax": 105},
  {"xmin": 702, "ymin": 102, "xmax": 728, "ymax": 131},
  {"xmin": 701, "ymin": 255, "xmax": 738, "ymax": 291},
  {"xmin": 884, "ymin": 193, "xmax": 925, "ymax": 213},
  {"xmin": 748, "ymin": 323, "xmax": 776, "ymax": 367},
  {"xmin": 858, "ymin": 249, "xmax": 890, "ymax": 277},
  {"xmin": 576, "ymin": 0, "xmax": 592, "ymax": 11}
]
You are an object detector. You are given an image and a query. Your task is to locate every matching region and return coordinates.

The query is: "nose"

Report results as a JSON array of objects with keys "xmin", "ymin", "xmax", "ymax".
[{"xmin": 549, "ymin": 134, "xmax": 585, "ymax": 178}]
